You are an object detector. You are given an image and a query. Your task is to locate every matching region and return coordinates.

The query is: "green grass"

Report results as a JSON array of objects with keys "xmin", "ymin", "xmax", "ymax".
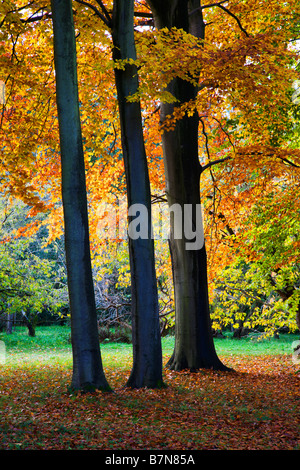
[
  {"xmin": 0, "ymin": 326, "xmax": 72, "ymax": 368},
  {"xmin": 0, "ymin": 325, "xmax": 298, "ymax": 368},
  {"xmin": 0, "ymin": 326, "xmax": 299, "ymax": 450},
  {"xmin": 214, "ymin": 331, "xmax": 299, "ymax": 356}
]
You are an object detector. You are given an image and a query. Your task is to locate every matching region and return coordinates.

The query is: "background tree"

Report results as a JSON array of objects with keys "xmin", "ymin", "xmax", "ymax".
[
  {"xmin": 209, "ymin": 156, "xmax": 300, "ymax": 338},
  {"xmin": 0, "ymin": 199, "xmax": 67, "ymax": 336}
]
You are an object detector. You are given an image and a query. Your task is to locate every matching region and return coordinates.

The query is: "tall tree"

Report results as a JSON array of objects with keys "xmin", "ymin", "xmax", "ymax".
[
  {"xmin": 147, "ymin": 0, "xmax": 229, "ymax": 371},
  {"xmin": 50, "ymin": 0, "xmax": 110, "ymax": 392},
  {"xmin": 112, "ymin": 0, "xmax": 163, "ymax": 388}
]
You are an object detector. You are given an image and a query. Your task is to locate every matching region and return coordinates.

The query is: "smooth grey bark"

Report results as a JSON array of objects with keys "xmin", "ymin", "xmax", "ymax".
[
  {"xmin": 112, "ymin": 0, "xmax": 163, "ymax": 388},
  {"xmin": 51, "ymin": 0, "xmax": 110, "ymax": 392},
  {"xmin": 147, "ymin": 0, "xmax": 229, "ymax": 371}
]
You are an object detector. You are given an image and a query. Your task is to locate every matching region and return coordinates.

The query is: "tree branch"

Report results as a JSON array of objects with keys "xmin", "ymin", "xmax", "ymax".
[
  {"xmin": 20, "ymin": 7, "xmax": 51, "ymax": 24},
  {"xmin": 74, "ymin": 0, "xmax": 111, "ymax": 27},
  {"xmin": 151, "ymin": 193, "xmax": 167, "ymax": 203},
  {"xmin": 218, "ymin": 5, "xmax": 249, "ymax": 37},
  {"xmin": 278, "ymin": 157, "xmax": 300, "ymax": 168},
  {"xmin": 190, "ymin": 1, "xmax": 249, "ymax": 37},
  {"xmin": 210, "ymin": 116, "xmax": 235, "ymax": 148},
  {"xmin": 134, "ymin": 11, "xmax": 153, "ymax": 19},
  {"xmin": 189, "ymin": 1, "xmax": 227, "ymax": 16},
  {"xmin": 199, "ymin": 116, "xmax": 211, "ymax": 162},
  {"xmin": 94, "ymin": 0, "xmax": 112, "ymax": 24},
  {"xmin": 202, "ymin": 155, "xmax": 231, "ymax": 171},
  {"xmin": 23, "ymin": 13, "xmax": 51, "ymax": 23},
  {"xmin": 199, "ymin": 116, "xmax": 232, "ymax": 172},
  {"xmin": 238, "ymin": 151, "xmax": 300, "ymax": 169}
]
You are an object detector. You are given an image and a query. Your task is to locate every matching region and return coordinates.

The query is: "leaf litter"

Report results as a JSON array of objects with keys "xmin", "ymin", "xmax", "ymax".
[{"xmin": 0, "ymin": 355, "xmax": 299, "ymax": 450}]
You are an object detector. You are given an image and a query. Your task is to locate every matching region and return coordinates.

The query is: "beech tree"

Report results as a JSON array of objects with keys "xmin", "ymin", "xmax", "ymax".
[
  {"xmin": 146, "ymin": 0, "xmax": 228, "ymax": 371},
  {"xmin": 142, "ymin": 0, "xmax": 300, "ymax": 370},
  {"xmin": 111, "ymin": 0, "xmax": 163, "ymax": 388},
  {"xmin": 51, "ymin": 0, "xmax": 110, "ymax": 392}
]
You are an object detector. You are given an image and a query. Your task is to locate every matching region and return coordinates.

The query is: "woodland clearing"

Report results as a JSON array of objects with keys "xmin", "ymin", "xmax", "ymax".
[{"xmin": 0, "ymin": 326, "xmax": 299, "ymax": 451}]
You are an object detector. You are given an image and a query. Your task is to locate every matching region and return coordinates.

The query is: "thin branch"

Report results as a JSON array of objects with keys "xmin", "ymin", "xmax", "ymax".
[
  {"xmin": 10, "ymin": 33, "xmax": 21, "ymax": 64},
  {"xmin": 239, "ymin": 151, "xmax": 300, "ymax": 169},
  {"xmin": 108, "ymin": 122, "xmax": 117, "ymax": 156},
  {"xmin": 0, "ymin": 1, "xmax": 34, "ymax": 26},
  {"xmin": 20, "ymin": 7, "xmax": 51, "ymax": 23},
  {"xmin": 199, "ymin": 116, "xmax": 231, "ymax": 172},
  {"xmin": 278, "ymin": 157, "xmax": 300, "ymax": 169},
  {"xmin": 134, "ymin": 11, "xmax": 153, "ymax": 18},
  {"xmin": 202, "ymin": 155, "xmax": 231, "ymax": 171},
  {"xmin": 10, "ymin": 1, "xmax": 36, "ymax": 13},
  {"xmin": 200, "ymin": 114, "xmax": 235, "ymax": 171},
  {"xmin": 199, "ymin": 116, "xmax": 211, "ymax": 163},
  {"xmin": 74, "ymin": 0, "xmax": 111, "ymax": 27},
  {"xmin": 211, "ymin": 116, "xmax": 235, "ymax": 148},
  {"xmin": 151, "ymin": 193, "xmax": 167, "ymax": 204},
  {"xmin": 21, "ymin": 13, "xmax": 51, "ymax": 23},
  {"xmin": 190, "ymin": 1, "xmax": 249, "ymax": 37},
  {"xmin": 218, "ymin": 5, "xmax": 249, "ymax": 37},
  {"xmin": 189, "ymin": 1, "xmax": 227, "ymax": 16},
  {"xmin": 94, "ymin": 0, "xmax": 112, "ymax": 24},
  {"xmin": 159, "ymin": 309, "xmax": 175, "ymax": 319}
]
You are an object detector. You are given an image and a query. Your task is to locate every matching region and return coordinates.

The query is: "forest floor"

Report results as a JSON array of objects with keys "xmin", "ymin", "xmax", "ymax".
[{"xmin": 0, "ymin": 326, "xmax": 299, "ymax": 451}]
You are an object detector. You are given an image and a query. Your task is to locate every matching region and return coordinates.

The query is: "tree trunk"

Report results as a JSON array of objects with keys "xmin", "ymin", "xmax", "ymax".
[
  {"xmin": 147, "ymin": 0, "xmax": 229, "ymax": 371},
  {"xmin": 112, "ymin": 0, "xmax": 163, "ymax": 388},
  {"xmin": 51, "ymin": 0, "xmax": 110, "ymax": 392},
  {"xmin": 6, "ymin": 312, "xmax": 14, "ymax": 335},
  {"xmin": 21, "ymin": 310, "xmax": 35, "ymax": 337}
]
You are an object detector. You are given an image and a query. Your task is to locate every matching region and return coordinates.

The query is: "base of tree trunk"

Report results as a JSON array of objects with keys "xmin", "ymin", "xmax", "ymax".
[
  {"xmin": 126, "ymin": 353, "xmax": 166, "ymax": 389},
  {"xmin": 69, "ymin": 381, "xmax": 112, "ymax": 394},
  {"xmin": 126, "ymin": 376, "xmax": 166, "ymax": 389},
  {"xmin": 70, "ymin": 370, "xmax": 112, "ymax": 393},
  {"xmin": 166, "ymin": 351, "xmax": 233, "ymax": 373}
]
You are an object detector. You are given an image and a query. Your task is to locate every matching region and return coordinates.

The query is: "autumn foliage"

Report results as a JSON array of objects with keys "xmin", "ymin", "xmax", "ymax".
[
  {"xmin": 1, "ymin": 0, "xmax": 300, "ymax": 336},
  {"xmin": 0, "ymin": 0, "xmax": 300, "ymax": 450}
]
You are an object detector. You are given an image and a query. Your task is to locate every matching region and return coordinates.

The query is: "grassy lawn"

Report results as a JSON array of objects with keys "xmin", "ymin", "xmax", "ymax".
[
  {"xmin": 0, "ymin": 326, "xmax": 299, "ymax": 451},
  {"xmin": 0, "ymin": 325, "xmax": 297, "ymax": 370}
]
